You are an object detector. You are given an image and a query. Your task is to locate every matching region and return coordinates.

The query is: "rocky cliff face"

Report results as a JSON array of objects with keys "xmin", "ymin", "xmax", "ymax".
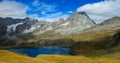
[{"xmin": 0, "ymin": 17, "xmax": 38, "ymax": 36}]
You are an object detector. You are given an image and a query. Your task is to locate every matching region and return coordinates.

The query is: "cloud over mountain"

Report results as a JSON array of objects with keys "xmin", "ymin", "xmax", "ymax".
[{"xmin": 77, "ymin": 0, "xmax": 120, "ymax": 23}]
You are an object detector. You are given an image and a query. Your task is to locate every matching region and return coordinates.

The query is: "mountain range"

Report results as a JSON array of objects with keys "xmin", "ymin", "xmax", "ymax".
[
  {"xmin": 0, "ymin": 11, "xmax": 96, "ymax": 37},
  {"xmin": 0, "ymin": 11, "xmax": 120, "ymax": 48}
]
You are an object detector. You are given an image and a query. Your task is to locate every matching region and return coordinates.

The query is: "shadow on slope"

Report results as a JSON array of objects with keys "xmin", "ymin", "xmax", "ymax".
[{"xmin": 70, "ymin": 30, "xmax": 120, "ymax": 56}]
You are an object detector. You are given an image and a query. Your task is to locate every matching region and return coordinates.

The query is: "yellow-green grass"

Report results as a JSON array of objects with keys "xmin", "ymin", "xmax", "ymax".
[
  {"xmin": 0, "ymin": 50, "xmax": 50, "ymax": 63},
  {"xmin": 0, "ymin": 49, "xmax": 120, "ymax": 63}
]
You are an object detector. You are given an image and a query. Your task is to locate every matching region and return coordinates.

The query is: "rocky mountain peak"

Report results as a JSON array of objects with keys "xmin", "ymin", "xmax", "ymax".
[
  {"xmin": 66, "ymin": 12, "xmax": 95, "ymax": 25},
  {"xmin": 77, "ymin": 11, "xmax": 86, "ymax": 15},
  {"xmin": 67, "ymin": 11, "xmax": 88, "ymax": 20},
  {"xmin": 53, "ymin": 11, "xmax": 96, "ymax": 34},
  {"xmin": 70, "ymin": 11, "xmax": 88, "ymax": 17}
]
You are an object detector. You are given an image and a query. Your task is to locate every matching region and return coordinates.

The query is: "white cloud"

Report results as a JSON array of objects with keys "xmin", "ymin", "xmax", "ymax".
[
  {"xmin": 38, "ymin": 12, "xmax": 69, "ymax": 22},
  {"xmin": 31, "ymin": 0, "xmax": 66, "ymax": 22},
  {"xmin": 0, "ymin": 0, "xmax": 29, "ymax": 18},
  {"xmin": 32, "ymin": 0, "xmax": 57, "ymax": 14},
  {"xmin": 77, "ymin": 0, "xmax": 120, "ymax": 23}
]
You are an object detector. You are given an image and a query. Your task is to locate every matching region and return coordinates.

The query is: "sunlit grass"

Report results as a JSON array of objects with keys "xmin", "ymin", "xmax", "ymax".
[
  {"xmin": 0, "ymin": 49, "xmax": 120, "ymax": 63},
  {"xmin": 0, "ymin": 50, "xmax": 48, "ymax": 63}
]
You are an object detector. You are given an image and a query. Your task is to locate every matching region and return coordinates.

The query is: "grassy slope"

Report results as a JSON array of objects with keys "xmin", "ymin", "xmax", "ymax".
[
  {"xmin": 0, "ymin": 50, "xmax": 50, "ymax": 63},
  {"xmin": 0, "ymin": 49, "xmax": 120, "ymax": 63},
  {"xmin": 59, "ymin": 30, "xmax": 116, "ymax": 41},
  {"xmin": 52, "ymin": 30, "xmax": 118, "ymax": 55}
]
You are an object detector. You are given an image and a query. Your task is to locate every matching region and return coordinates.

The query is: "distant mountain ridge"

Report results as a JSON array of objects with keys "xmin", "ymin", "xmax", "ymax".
[
  {"xmin": 0, "ymin": 11, "xmax": 96, "ymax": 37},
  {"xmin": 26, "ymin": 11, "xmax": 96, "ymax": 35},
  {"xmin": 0, "ymin": 11, "xmax": 120, "ymax": 39}
]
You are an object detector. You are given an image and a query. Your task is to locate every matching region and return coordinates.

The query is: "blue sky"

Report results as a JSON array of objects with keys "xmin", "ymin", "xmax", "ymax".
[
  {"xmin": 16, "ymin": 0, "xmax": 103, "ymax": 15},
  {"xmin": 0, "ymin": 0, "xmax": 120, "ymax": 23}
]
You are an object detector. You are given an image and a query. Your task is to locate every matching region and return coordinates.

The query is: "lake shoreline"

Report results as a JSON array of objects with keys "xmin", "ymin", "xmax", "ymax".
[{"xmin": 8, "ymin": 47, "xmax": 70, "ymax": 57}]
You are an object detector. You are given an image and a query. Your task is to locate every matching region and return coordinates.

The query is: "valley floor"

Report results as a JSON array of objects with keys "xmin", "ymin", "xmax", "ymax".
[{"xmin": 0, "ymin": 49, "xmax": 120, "ymax": 63}]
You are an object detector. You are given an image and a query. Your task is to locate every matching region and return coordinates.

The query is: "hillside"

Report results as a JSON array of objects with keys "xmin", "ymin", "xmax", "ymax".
[{"xmin": 0, "ymin": 49, "xmax": 120, "ymax": 63}]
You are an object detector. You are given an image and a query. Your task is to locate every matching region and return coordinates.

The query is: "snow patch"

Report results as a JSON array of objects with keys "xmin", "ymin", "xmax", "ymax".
[{"xmin": 7, "ymin": 22, "xmax": 23, "ymax": 32}]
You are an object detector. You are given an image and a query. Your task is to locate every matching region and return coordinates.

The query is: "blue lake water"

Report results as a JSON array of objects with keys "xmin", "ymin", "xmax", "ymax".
[{"xmin": 8, "ymin": 47, "xmax": 70, "ymax": 57}]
